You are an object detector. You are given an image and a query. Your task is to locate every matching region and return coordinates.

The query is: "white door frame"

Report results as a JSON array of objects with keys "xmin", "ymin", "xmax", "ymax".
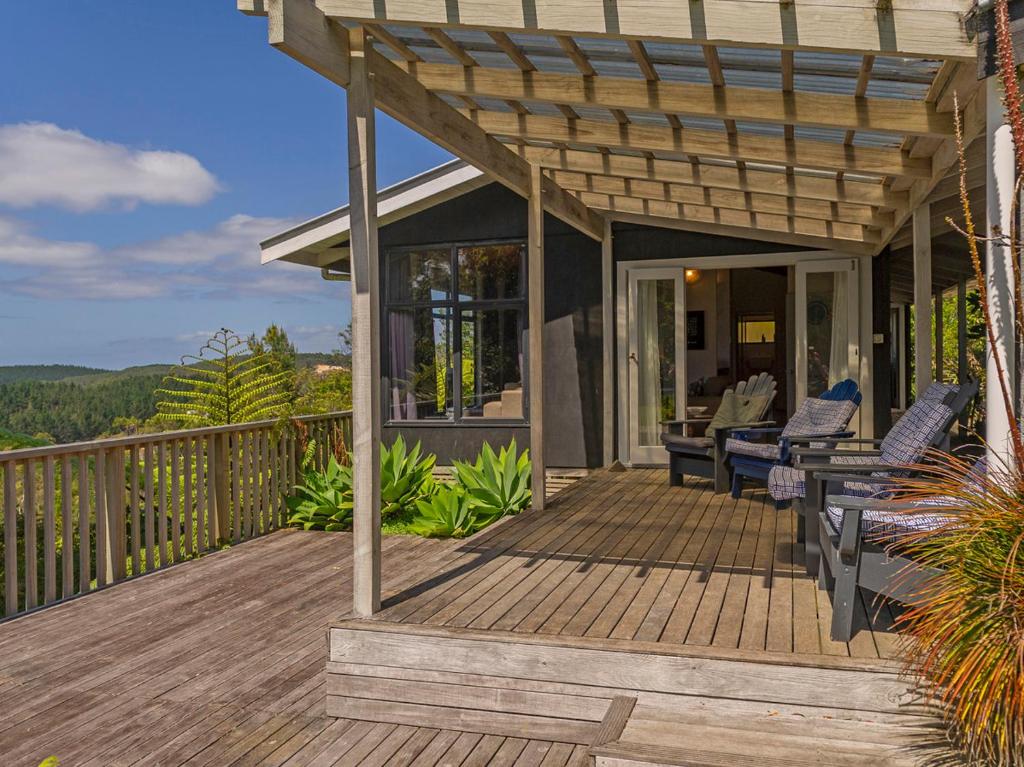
[{"xmin": 616, "ymin": 250, "xmax": 872, "ymax": 466}]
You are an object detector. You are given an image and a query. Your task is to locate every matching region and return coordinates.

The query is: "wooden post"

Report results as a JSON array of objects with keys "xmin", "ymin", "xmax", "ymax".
[
  {"xmin": 912, "ymin": 204, "xmax": 932, "ymax": 398},
  {"xmin": 601, "ymin": 217, "xmax": 614, "ymax": 465},
  {"xmin": 529, "ymin": 164, "xmax": 547, "ymax": 508},
  {"xmin": 934, "ymin": 290, "xmax": 944, "ymax": 383},
  {"xmin": 105, "ymin": 448, "xmax": 127, "ymax": 581},
  {"xmin": 958, "ymin": 277, "xmax": 969, "ymax": 431},
  {"xmin": 985, "ymin": 74, "xmax": 1016, "ymax": 465},
  {"xmin": 213, "ymin": 432, "xmax": 230, "ymax": 543},
  {"xmin": 348, "ymin": 25, "xmax": 382, "ymax": 617}
]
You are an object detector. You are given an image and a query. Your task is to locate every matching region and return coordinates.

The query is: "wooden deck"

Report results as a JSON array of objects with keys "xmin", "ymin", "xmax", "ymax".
[
  {"xmin": 0, "ymin": 469, "xmax": 946, "ymax": 766},
  {"xmin": 376, "ymin": 468, "xmax": 901, "ymax": 660}
]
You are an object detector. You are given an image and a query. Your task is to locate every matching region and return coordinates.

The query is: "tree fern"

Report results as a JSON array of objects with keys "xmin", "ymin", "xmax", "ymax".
[{"xmin": 155, "ymin": 329, "xmax": 291, "ymax": 427}]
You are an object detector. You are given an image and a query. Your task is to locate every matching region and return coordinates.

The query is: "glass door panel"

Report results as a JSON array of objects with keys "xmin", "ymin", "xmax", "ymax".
[
  {"xmin": 795, "ymin": 259, "xmax": 860, "ymax": 406},
  {"xmin": 627, "ymin": 269, "xmax": 685, "ymax": 464}
]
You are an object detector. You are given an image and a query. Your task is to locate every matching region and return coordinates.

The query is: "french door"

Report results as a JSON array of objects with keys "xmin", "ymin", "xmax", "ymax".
[
  {"xmin": 624, "ymin": 268, "xmax": 686, "ymax": 465},
  {"xmin": 794, "ymin": 259, "xmax": 861, "ymax": 406}
]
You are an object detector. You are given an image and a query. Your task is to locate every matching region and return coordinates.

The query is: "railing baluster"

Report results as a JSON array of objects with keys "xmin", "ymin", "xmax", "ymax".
[
  {"xmin": 110, "ymin": 448, "xmax": 127, "ymax": 582},
  {"xmin": 183, "ymin": 437, "xmax": 194, "ymax": 557},
  {"xmin": 77, "ymin": 454, "xmax": 90, "ymax": 595},
  {"xmin": 196, "ymin": 438, "xmax": 206, "ymax": 553},
  {"xmin": 24, "ymin": 459, "xmax": 38, "ymax": 609},
  {"xmin": 144, "ymin": 443, "xmax": 155, "ymax": 572},
  {"xmin": 43, "ymin": 456, "xmax": 56, "ymax": 604},
  {"xmin": 171, "ymin": 440, "xmax": 182, "ymax": 563},
  {"xmin": 261, "ymin": 430, "xmax": 271, "ymax": 534},
  {"xmin": 94, "ymin": 450, "xmax": 108, "ymax": 588},
  {"xmin": 60, "ymin": 454, "xmax": 73, "ymax": 599},
  {"xmin": 130, "ymin": 444, "xmax": 141, "ymax": 575},
  {"xmin": 4, "ymin": 461, "xmax": 17, "ymax": 615},
  {"xmin": 206, "ymin": 435, "xmax": 217, "ymax": 549},
  {"xmin": 241, "ymin": 431, "xmax": 252, "ymax": 539},
  {"xmin": 231, "ymin": 434, "xmax": 241, "ymax": 544},
  {"xmin": 158, "ymin": 441, "xmax": 168, "ymax": 567}
]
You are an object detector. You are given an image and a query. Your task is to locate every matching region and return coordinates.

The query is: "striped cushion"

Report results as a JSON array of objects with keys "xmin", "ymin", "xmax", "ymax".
[
  {"xmin": 879, "ymin": 398, "xmax": 955, "ymax": 465},
  {"xmin": 725, "ymin": 438, "xmax": 781, "ymax": 460},
  {"xmin": 767, "ymin": 453, "xmax": 880, "ymax": 501},
  {"xmin": 782, "ymin": 398, "xmax": 857, "ymax": 439},
  {"xmin": 825, "ymin": 499, "xmax": 953, "ymax": 537}
]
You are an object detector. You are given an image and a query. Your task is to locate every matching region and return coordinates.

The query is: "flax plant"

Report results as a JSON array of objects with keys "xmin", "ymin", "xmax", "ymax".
[{"xmin": 891, "ymin": 4, "xmax": 1024, "ymax": 761}]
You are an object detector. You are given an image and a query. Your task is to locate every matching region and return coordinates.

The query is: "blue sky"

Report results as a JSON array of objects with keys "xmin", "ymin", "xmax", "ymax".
[{"xmin": 0, "ymin": 1, "xmax": 453, "ymax": 368}]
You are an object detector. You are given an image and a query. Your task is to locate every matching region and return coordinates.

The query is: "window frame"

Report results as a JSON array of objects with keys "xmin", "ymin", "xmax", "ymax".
[{"xmin": 382, "ymin": 238, "xmax": 529, "ymax": 427}]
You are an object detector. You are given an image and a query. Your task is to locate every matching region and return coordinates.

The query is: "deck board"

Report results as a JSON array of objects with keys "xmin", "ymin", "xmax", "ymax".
[
  {"xmin": 0, "ymin": 469, "xmax": 903, "ymax": 765},
  {"xmin": 377, "ymin": 470, "xmax": 897, "ymax": 659}
]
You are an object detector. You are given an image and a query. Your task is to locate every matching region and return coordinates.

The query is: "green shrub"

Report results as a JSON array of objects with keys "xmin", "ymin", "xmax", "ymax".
[
  {"xmin": 380, "ymin": 436, "xmax": 436, "ymax": 518},
  {"xmin": 408, "ymin": 485, "xmax": 500, "ymax": 538},
  {"xmin": 285, "ymin": 456, "xmax": 353, "ymax": 531},
  {"xmin": 451, "ymin": 439, "xmax": 531, "ymax": 516}
]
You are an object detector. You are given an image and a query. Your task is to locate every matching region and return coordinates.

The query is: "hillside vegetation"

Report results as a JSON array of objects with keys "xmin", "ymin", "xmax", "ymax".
[{"xmin": 0, "ymin": 364, "xmax": 111, "ymax": 385}]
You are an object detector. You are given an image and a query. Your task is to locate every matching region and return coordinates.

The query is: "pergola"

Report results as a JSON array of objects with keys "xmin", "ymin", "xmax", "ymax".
[{"xmin": 238, "ymin": 0, "xmax": 1013, "ymax": 617}]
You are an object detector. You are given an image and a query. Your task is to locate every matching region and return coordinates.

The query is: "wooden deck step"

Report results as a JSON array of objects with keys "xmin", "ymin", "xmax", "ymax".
[{"xmin": 326, "ymin": 620, "xmax": 939, "ymax": 762}]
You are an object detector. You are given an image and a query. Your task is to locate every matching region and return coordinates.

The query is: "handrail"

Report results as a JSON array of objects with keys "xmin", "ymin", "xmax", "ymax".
[
  {"xmin": 0, "ymin": 410, "xmax": 353, "ymax": 462},
  {"xmin": 0, "ymin": 411, "xmax": 352, "ymax": 620}
]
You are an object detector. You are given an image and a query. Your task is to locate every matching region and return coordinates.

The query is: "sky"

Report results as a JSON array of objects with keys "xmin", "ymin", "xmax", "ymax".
[{"xmin": 0, "ymin": 1, "xmax": 454, "ymax": 368}]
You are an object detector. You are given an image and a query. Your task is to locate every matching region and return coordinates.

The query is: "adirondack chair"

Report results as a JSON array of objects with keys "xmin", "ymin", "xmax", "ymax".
[
  {"xmin": 660, "ymin": 373, "xmax": 776, "ymax": 493},
  {"xmin": 725, "ymin": 379, "xmax": 862, "ymax": 507},
  {"xmin": 815, "ymin": 454, "xmax": 986, "ymax": 641},
  {"xmin": 782, "ymin": 379, "xmax": 978, "ymax": 575}
]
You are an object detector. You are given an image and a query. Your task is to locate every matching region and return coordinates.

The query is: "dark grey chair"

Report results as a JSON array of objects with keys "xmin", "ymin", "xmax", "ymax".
[
  {"xmin": 785, "ymin": 379, "xmax": 978, "ymax": 576},
  {"xmin": 816, "ymin": 455, "xmax": 985, "ymax": 641},
  {"xmin": 660, "ymin": 373, "xmax": 776, "ymax": 494}
]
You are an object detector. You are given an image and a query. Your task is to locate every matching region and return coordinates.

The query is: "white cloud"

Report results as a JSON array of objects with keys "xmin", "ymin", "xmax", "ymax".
[
  {"xmin": 0, "ymin": 122, "xmax": 221, "ymax": 211},
  {"xmin": 0, "ymin": 212, "xmax": 339, "ymax": 301}
]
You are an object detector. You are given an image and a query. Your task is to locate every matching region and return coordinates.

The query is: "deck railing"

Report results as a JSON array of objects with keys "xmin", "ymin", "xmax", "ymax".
[{"xmin": 0, "ymin": 411, "xmax": 351, "ymax": 620}]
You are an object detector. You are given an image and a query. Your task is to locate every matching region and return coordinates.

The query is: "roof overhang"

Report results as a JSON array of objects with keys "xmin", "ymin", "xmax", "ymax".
[{"xmin": 259, "ymin": 158, "xmax": 487, "ymax": 269}]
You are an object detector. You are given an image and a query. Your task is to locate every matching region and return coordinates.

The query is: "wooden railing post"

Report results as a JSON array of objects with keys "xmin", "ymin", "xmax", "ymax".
[
  {"xmin": 213, "ymin": 432, "xmax": 230, "ymax": 544},
  {"xmin": 105, "ymin": 447, "xmax": 127, "ymax": 581}
]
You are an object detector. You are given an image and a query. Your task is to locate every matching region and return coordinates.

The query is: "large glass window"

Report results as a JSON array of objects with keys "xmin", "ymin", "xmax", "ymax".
[{"xmin": 384, "ymin": 241, "xmax": 527, "ymax": 423}]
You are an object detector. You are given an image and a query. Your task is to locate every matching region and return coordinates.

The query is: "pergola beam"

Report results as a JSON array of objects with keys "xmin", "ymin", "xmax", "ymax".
[
  {"xmin": 581, "ymin": 193, "xmax": 879, "ymax": 247},
  {"xmin": 392, "ymin": 61, "xmax": 954, "ymax": 137},
  {"xmin": 549, "ymin": 170, "xmax": 891, "ymax": 227},
  {"xmin": 313, "ymin": 0, "xmax": 975, "ymax": 60},
  {"xmin": 466, "ymin": 110, "xmax": 931, "ymax": 179},
  {"xmin": 515, "ymin": 146, "xmax": 905, "ymax": 208},
  {"xmin": 262, "ymin": 0, "xmax": 603, "ymax": 241}
]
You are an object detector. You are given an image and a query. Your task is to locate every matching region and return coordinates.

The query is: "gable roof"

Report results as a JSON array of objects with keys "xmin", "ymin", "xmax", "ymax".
[{"xmin": 259, "ymin": 158, "xmax": 487, "ymax": 270}]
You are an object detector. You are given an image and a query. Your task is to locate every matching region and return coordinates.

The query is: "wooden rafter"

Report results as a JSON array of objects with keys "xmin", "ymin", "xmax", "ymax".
[
  {"xmin": 313, "ymin": 0, "xmax": 976, "ymax": 60},
  {"xmin": 388, "ymin": 60, "xmax": 955, "ymax": 137},
  {"xmin": 488, "ymin": 31, "xmax": 536, "ymax": 71},
  {"xmin": 517, "ymin": 146, "xmax": 904, "ymax": 208},
  {"xmin": 464, "ymin": 110, "xmax": 931, "ymax": 179},
  {"xmin": 547, "ymin": 170, "xmax": 892, "ymax": 227},
  {"xmin": 261, "ymin": 0, "xmax": 603, "ymax": 240},
  {"xmin": 580, "ymin": 192, "xmax": 878, "ymax": 246},
  {"xmin": 423, "ymin": 27, "xmax": 477, "ymax": 67}
]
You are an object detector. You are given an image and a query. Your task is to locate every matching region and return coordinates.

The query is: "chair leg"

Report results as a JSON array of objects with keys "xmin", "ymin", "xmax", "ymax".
[
  {"xmin": 795, "ymin": 499, "xmax": 805, "ymax": 543},
  {"xmin": 803, "ymin": 505, "xmax": 821, "ymax": 577},
  {"xmin": 830, "ymin": 554, "xmax": 859, "ymax": 642},
  {"xmin": 730, "ymin": 470, "xmax": 743, "ymax": 499},
  {"xmin": 817, "ymin": 554, "xmax": 834, "ymax": 591},
  {"xmin": 666, "ymin": 453, "xmax": 685, "ymax": 487}
]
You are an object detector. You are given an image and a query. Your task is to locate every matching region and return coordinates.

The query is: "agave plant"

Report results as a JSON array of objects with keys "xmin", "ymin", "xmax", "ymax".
[
  {"xmin": 285, "ymin": 456, "xmax": 353, "ymax": 531},
  {"xmin": 451, "ymin": 439, "xmax": 531, "ymax": 517},
  {"xmin": 408, "ymin": 485, "xmax": 500, "ymax": 538},
  {"xmin": 380, "ymin": 436, "xmax": 437, "ymax": 517}
]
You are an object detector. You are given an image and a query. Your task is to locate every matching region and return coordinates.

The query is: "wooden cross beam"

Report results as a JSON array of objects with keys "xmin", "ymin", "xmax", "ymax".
[
  {"xmin": 261, "ymin": 0, "xmax": 604, "ymax": 241},
  {"xmin": 389, "ymin": 61, "xmax": 954, "ymax": 137}
]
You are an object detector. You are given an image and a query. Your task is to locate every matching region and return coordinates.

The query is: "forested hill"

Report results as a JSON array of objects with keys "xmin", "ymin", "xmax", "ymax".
[
  {"xmin": 0, "ymin": 374, "xmax": 164, "ymax": 444},
  {"xmin": 0, "ymin": 364, "xmax": 111, "ymax": 384}
]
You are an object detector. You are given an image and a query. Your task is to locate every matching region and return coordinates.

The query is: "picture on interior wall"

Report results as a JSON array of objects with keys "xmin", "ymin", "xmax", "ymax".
[{"xmin": 687, "ymin": 310, "xmax": 705, "ymax": 351}]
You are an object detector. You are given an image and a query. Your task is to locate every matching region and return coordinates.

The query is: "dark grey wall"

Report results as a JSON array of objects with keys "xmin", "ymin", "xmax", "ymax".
[
  {"xmin": 377, "ymin": 183, "xmax": 603, "ymax": 468},
  {"xmin": 873, "ymin": 249, "xmax": 894, "ymax": 436}
]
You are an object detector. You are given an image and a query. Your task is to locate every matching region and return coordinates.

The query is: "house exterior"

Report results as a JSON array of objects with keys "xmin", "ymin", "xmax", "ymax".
[{"xmin": 239, "ymin": 0, "xmax": 1009, "ymax": 624}]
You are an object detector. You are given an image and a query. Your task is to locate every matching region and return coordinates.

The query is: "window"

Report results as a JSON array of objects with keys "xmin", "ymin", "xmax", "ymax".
[{"xmin": 384, "ymin": 241, "xmax": 527, "ymax": 423}]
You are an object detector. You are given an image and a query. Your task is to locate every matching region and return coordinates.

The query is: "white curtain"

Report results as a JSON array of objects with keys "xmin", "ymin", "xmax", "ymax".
[
  {"xmin": 637, "ymin": 280, "xmax": 662, "ymax": 445},
  {"xmin": 828, "ymin": 272, "xmax": 849, "ymax": 387}
]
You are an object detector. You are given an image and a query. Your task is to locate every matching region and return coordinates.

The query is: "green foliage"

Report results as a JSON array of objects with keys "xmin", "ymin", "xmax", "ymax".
[
  {"xmin": 38, "ymin": 757, "xmax": 59, "ymax": 767},
  {"xmin": 285, "ymin": 457, "xmax": 354, "ymax": 531},
  {"xmin": 155, "ymin": 329, "xmax": 291, "ymax": 428},
  {"xmin": 0, "ymin": 427, "xmax": 50, "ymax": 451},
  {"xmin": 0, "ymin": 375, "xmax": 162, "ymax": 444},
  {"xmin": 0, "ymin": 364, "xmax": 108, "ymax": 384},
  {"xmin": 293, "ymin": 367, "xmax": 352, "ymax": 416},
  {"xmin": 380, "ymin": 436, "xmax": 436, "ymax": 518},
  {"xmin": 408, "ymin": 485, "xmax": 500, "ymax": 538},
  {"xmin": 248, "ymin": 324, "xmax": 297, "ymax": 374},
  {"xmin": 451, "ymin": 439, "xmax": 531, "ymax": 516}
]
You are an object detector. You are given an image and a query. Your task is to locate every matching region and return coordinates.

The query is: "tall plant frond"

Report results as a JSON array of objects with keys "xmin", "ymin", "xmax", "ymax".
[{"xmin": 154, "ymin": 328, "xmax": 291, "ymax": 427}]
